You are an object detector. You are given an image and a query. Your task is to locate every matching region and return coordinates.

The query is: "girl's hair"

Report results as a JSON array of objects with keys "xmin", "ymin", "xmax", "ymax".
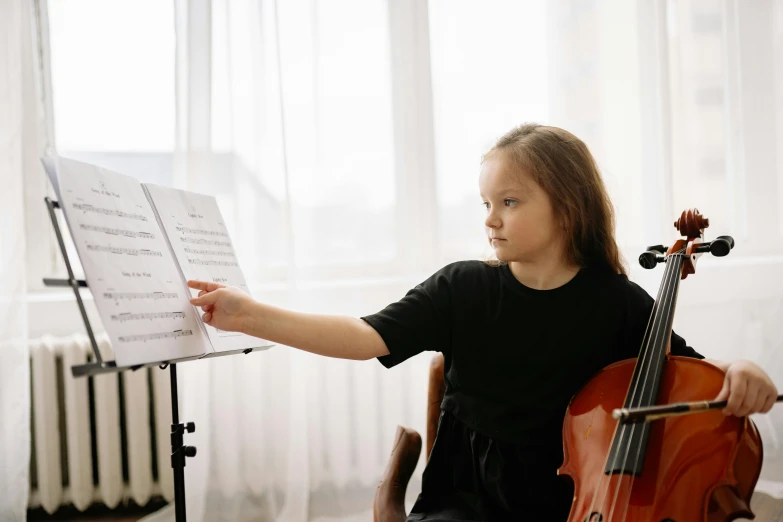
[{"xmin": 483, "ymin": 123, "xmax": 627, "ymax": 275}]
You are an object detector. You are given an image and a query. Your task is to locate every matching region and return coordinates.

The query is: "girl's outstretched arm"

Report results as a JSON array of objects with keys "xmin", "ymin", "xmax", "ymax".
[{"xmin": 188, "ymin": 280, "xmax": 390, "ymax": 361}]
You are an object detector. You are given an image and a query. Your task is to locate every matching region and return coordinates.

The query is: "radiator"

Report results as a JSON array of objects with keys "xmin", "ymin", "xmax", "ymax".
[{"xmin": 29, "ymin": 334, "xmax": 174, "ymax": 514}]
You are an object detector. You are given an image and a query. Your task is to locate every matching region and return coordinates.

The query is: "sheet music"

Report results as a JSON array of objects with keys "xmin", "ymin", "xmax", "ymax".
[
  {"xmin": 55, "ymin": 157, "xmax": 210, "ymax": 366},
  {"xmin": 142, "ymin": 183, "xmax": 272, "ymax": 353}
]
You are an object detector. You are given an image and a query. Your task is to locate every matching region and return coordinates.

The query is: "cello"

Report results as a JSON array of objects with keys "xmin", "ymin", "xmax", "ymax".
[{"xmin": 559, "ymin": 209, "xmax": 771, "ymax": 521}]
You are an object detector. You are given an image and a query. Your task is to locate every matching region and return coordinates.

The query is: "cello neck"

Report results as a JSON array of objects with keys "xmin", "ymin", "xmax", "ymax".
[
  {"xmin": 625, "ymin": 250, "xmax": 686, "ymax": 409},
  {"xmin": 603, "ymin": 250, "xmax": 689, "ymax": 475},
  {"xmin": 646, "ymin": 251, "xmax": 686, "ymax": 360}
]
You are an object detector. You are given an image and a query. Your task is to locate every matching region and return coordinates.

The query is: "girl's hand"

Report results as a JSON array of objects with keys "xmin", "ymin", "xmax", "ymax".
[
  {"xmin": 187, "ymin": 280, "xmax": 254, "ymax": 333},
  {"xmin": 714, "ymin": 360, "xmax": 778, "ymax": 417}
]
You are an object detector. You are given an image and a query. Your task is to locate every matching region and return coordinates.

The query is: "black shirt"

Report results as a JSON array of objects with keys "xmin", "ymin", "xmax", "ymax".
[{"xmin": 361, "ymin": 261, "xmax": 703, "ymax": 521}]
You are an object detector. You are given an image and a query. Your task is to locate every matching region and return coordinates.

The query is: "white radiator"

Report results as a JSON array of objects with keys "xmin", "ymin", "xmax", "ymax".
[{"xmin": 28, "ymin": 334, "xmax": 174, "ymax": 514}]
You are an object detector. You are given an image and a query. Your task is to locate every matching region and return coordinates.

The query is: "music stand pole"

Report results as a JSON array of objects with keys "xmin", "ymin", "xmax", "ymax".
[{"xmin": 169, "ymin": 362, "xmax": 195, "ymax": 522}]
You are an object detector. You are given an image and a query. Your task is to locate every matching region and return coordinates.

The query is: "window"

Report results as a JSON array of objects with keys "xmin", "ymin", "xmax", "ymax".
[
  {"xmin": 666, "ymin": 0, "xmax": 783, "ymax": 256},
  {"xmin": 27, "ymin": 0, "xmax": 176, "ymax": 291},
  {"xmin": 48, "ymin": 0, "xmax": 176, "ymax": 159},
  {"xmin": 213, "ymin": 0, "xmax": 398, "ymax": 277},
  {"xmin": 37, "ymin": 0, "xmax": 401, "ymax": 290},
  {"xmin": 667, "ymin": 0, "xmax": 734, "ymax": 240},
  {"xmin": 428, "ymin": 0, "xmax": 550, "ymax": 263}
]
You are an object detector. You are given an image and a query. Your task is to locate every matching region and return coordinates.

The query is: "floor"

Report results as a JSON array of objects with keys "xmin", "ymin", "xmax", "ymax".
[
  {"xmin": 26, "ymin": 493, "xmax": 783, "ymax": 521},
  {"xmin": 745, "ymin": 492, "xmax": 783, "ymax": 521}
]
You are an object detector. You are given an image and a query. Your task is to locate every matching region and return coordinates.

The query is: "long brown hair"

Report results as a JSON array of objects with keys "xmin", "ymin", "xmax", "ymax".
[{"xmin": 483, "ymin": 123, "xmax": 627, "ymax": 275}]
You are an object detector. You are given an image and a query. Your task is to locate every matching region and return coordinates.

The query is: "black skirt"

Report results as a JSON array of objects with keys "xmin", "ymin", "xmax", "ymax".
[{"xmin": 406, "ymin": 411, "xmax": 574, "ymax": 522}]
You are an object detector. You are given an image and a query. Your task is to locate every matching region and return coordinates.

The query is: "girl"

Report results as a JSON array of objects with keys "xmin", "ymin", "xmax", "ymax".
[{"xmin": 188, "ymin": 124, "xmax": 778, "ymax": 521}]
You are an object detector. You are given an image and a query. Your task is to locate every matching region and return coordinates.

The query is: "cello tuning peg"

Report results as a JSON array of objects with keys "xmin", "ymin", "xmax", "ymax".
[
  {"xmin": 639, "ymin": 251, "xmax": 665, "ymax": 269},
  {"xmin": 646, "ymin": 245, "xmax": 668, "ymax": 254},
  {"xmin": 716, "ymin": 235, "xmax": 734, "ymax": 249},
  {"xmin": 709, "ymin": 237, "xmax": 732, "ymax": 257}
]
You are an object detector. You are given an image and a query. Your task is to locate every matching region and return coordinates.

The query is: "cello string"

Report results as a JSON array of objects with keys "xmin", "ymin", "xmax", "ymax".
[
  {"xmin": 611, "ymin": 250, "xmax": 685, "ymax": 522},
  {"xmin": 619, "ymin": 251, "xmax": 686, "ymax": 522},
  {"xmin": 605, "ymin": 250, "xmax": 682, "ymax": 520},
  {"xmin": 585, "ymin": 249, "xmax": 680, "ymax": 519},
  {"xmin": 610, "ymin": 250, "xmax": 683, "ymax": 520},
  {"xmin": 584, "ymin": 251, "xmax": 674, "ymax": 518},
  {"xmin": 601, "ymin": 250, "xmax": 681, "ymax": 520}
]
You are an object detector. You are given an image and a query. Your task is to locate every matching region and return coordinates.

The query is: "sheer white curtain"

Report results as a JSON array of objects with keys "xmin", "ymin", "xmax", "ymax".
[
  {"xmin": 141, "ymin": 1, "xmax": 436, "ymax": 521},
  {"xmin": 1, "ymin": 0, "xmax": 48, "ymax": 518}
]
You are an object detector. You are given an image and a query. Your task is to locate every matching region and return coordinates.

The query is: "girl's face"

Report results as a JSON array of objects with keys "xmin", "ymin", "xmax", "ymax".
[{"xmin": 479, "ymin": 151, "xmax": 564, "ymax": 264}]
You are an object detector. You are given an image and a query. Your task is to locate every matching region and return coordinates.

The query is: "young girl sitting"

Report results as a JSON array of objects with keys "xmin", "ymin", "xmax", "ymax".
[{"xmin": 188, "ymin": 124, "xmax": 778, "ymax": 521}]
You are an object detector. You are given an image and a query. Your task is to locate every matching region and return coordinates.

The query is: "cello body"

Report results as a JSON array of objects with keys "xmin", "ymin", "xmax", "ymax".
[{"xmin": 559, "ymin": 356, "xmax": 763, "ymax": 521}]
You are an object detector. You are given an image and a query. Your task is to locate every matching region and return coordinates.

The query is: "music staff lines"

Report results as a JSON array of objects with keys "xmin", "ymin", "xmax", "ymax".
[
  {"xmin": 103, "ymin": 291, "xmax": 179, "ymax": 301},
  {"xmin": 184, "ymin": 247, "xmax": 234, "ymax": 257},
  {"xmin": 118, "ymin": 329, "xmax": 193, "ymax": 343},
  {"xmin": 73, "ymin": 203, "xmax": 147, "ymax": 222},
  {"xmin": 188, "ymin": 258, "xmax": 238, "ymax": 267},
  {"xmin": 176, "ymin": 226, "xmax": 228, "ymax": 237},
  {"xmin": 110, "ymin": 311, "xmax": 186, "ymax": 323},
  {"xmin": 87, "ymin": 244, "xmax": 163, "ymax": 257},
  {"xmin": 179, "ymin": 237, "xmax": 231, "ymax": 247},
  {"xmin": 80, "ymin": 224, "xmax": 155, "ymax": 239}
]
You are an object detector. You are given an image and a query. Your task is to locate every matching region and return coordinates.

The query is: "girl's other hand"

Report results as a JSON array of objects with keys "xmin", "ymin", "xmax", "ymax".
[{"xmin": 714, "ymin": 360, "xmax": 778, "ymax": 417}]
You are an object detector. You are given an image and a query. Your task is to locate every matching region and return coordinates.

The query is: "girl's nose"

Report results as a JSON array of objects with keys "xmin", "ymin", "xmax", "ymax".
[{"xmin": 485, "ymin": 212, "xmax": 500, "ymax": 229}]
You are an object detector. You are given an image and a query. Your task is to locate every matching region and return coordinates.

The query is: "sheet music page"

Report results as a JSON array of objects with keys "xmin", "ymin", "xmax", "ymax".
[
  {"xmin": 55, "ymin": 157, "xmax": 210, "ymax": 366},
  {"xmin": 142, "ymin": 183, "xmax": 273, "ymax": 353}
]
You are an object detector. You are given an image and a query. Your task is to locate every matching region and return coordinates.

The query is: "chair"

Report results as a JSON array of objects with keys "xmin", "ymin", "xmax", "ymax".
[{"xmin": 373, "ymin": 353, "xmax": 446, "ymax": 522}]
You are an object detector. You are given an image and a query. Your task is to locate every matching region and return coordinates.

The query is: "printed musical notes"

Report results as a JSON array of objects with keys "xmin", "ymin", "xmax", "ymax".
[
  {"xmin": 111, "ymin": 311, "xmax": 186, "ymax": 322},
  {"xmin": 179, "ymin": 236, "xmax": 232, "ymax": 247},
  {"xmin": 54, "ymin": 157, "xmax": 210, "ymax": 366},
  {"xmin": 103, "ymin": 291, "xmax": 179, "ymax": 301},
  {"xmin": 187, "ymin": 258, "xmax": 239, "ymax": 267},
  {"xmin": 118, "ymin": 329, "xmax": 193, "ymax": 343},
  {"xmin": 176, "ymin": 226, "xmax": 228, "ymax": 237},
  {"xmin": 72, "ymin": 202, "xmax": 148, "ymax": 221},
  {"xmin": 80, "ymin": 224, "xmax": 156, "ymax": 239},
  {"xmin": 183, "ymin": 247, "xmax": 235, "ymax": 257},
  {"xmin": 87, "ymin": 244, "xmax": 163, "ymax": 257}
]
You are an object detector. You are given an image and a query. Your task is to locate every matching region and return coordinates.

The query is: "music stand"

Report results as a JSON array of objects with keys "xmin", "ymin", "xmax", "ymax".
[{"xmin": 42, "ymin": 196, "xmax": 269, "ymax": 522}]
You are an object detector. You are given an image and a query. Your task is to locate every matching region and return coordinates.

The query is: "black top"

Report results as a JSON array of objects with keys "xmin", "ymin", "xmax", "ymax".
[{"xmin": 361, "ymin": 261, "xmax": 704, "ymax": 521}]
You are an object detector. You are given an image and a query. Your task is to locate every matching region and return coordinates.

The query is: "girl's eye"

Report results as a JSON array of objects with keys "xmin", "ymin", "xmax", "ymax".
[{"xmin": 482, "ymin": 199, "xmax": 517, "ymax": 209}]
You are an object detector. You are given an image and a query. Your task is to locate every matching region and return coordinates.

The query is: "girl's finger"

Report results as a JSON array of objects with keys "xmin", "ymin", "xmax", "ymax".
[
  {"xmin": 188, "ymin": 280, "xmax": 210, "ymax": 290},
  {"xmin": 188, "ymin": 280, "xmax": 224, "ymax": 292},
  {"xmin": 753, "ymin": 393, "xmax": 768, "ymax": 415},
  {"xmin": 190, "ymin": 289, "xmax": 220, "ymax": 306},
  {"xmin": 763, "ymin": 394, "xmax": 777, "ymax": 413},
  {"xmin": 726, "ymin": 376, "xmax": 746, "ymax": 416},
  {"xmin": 716, "ymin": 376, "xmax": 731, "ymax": 415},
  {"xmin": 737, "ymin": 382, "xmax": 758, "ymax": 417},
  {"xmin": 202, "ymin": 312, "xmax": 212, "ymax": 323}
]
